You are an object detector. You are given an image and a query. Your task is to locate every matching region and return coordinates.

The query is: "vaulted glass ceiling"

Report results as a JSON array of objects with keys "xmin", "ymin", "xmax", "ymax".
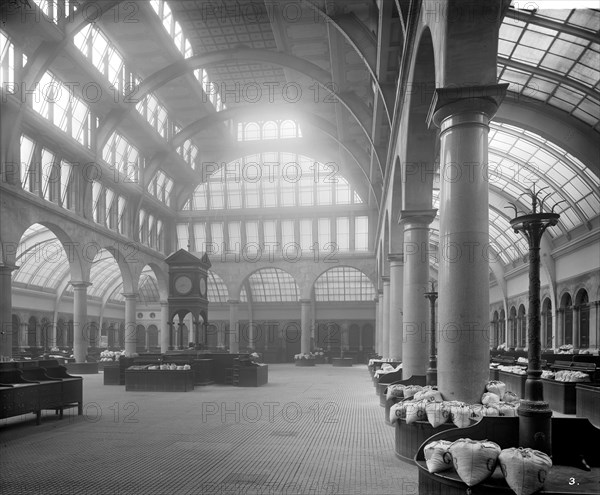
[{"xmin": 500, "ymin": 5, "xmax": 599, "ymax": 131}]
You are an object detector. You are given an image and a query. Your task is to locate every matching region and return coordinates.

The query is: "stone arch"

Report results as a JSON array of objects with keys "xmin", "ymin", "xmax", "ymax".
[{"xmin": 560, "ymin": 292, "xmax": 573, "ymax": 347}]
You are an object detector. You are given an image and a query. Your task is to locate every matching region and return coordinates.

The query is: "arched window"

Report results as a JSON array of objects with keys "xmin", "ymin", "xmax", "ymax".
[
  {"xmin": 27, "ymin": 316, "xmax": 37, "ymax": 347},
  {"xmin": 262, "ymin": 121, "xmax": 277, "ymax": 140},
  {"xmin": 244, "ymin": 122, "xmax": 260, "ymax": 141},
  {"xmin": 280, "ymin": 120, "xmax": 297, "ymax": 138}
]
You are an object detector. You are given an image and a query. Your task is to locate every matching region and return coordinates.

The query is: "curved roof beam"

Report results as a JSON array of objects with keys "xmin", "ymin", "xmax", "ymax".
[
  {"xmin": 498, "ymin": 57, "xmax": 599, "ymax": 104},
  {"xmin": 496, "ymin": 98, "xmax": 599, "ymax": 178},
  {"xmin": 300, "ymin": 0, "xmax": 392, "ymax": 126},
  {"xmin": 504, "ymin": 8, "xmax": 599, "ymax": 45},
  {"xmin": 96, "ymin": 48, "xmax": 380, "ymax": 172}
]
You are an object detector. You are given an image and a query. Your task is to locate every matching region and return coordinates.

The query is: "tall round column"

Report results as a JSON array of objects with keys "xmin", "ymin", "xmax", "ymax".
[
  {"xmin": 381, "ymin": 277, "xmax": 391, "ymax": 359},
  {"xmin": 228, "ymin": 299, "xmax": 240, "ymax": 353},
  {"xmin": 160, "ymin": 301, "xmax": 169, "ymax": 353},
  {"xmin": 300, "ymin": 299, "xmax": 311, "ymax": 355},
  {"xmin": 123, "ymin": 293, "xmax": 138, "ymax": 355},
  {"xmin": 429, "ymin": 85, "xmax": 507, "ymax": 404},
  {"xmin": 388, "ymin": 254, "xmax": 404, "ymax": 361},
  {"xmin": 373, "ymin": 296, "xmax": 380, "ymax": 354},
  {"xmin": 400, "ymin": 210, "xmax": 436, "ymax": 378},
  {"xmin": 71, "ymin": 281, "xmax": 91, "ymax": 363},
  {"xmin": 0, "ymin": 264, "xmax": 16, "ymax": 359},
  {"xmin": 555, "ymin": 309, "xmax": 564, "ymax": 348}
]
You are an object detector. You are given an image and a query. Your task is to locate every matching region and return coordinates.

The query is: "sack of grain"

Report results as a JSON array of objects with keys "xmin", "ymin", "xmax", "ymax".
[
  {"xmin": 425, "ymin": 401, "xmax": 451, "ymax": 428},
  {"xmin": 486, "ymin": 380, "xmax": 507, "ymax": 397},
  {"xmin": 449, "ymin": 439, "xmax": 501, "ymax": 486},
  {"xmin": 424, "ymin": 440, "xmax": 454, "ymax": 473},
  {"xmin": 406, "ymin": 399, "xmax": 429, "ymax": 424},
  {"xmin": 502, "ymin": 391, "xmax": 519, "ymax": 403},
  {"xmin": 451, "ymin": 405, "xmax": 472, "ymax": 428},
  {"xmin": 482, "ymin": 391, "xmax": 501, "ymax": 406},
  {"xmin": 499, "ymin": 447, "xmax": 552, "ymax": 495},
  {"xmin": 386, "ymin": 384, "xmax": 406, "ymax": 400},
  {"xmin": 403, "ymin": 385, "xmax": 423, "ymax": 399}
]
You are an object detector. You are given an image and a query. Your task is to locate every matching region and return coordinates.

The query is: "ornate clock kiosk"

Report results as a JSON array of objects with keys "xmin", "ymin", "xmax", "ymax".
[{"xmin": 165, "ymin": 249, "xmax": 210, "ymax": 350}]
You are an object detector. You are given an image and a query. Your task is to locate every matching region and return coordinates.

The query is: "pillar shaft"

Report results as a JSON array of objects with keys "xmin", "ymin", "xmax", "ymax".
[
  {"xmin": 71, "ymin": 282, "xmax": 91, "ymax": 363},
  {"xmin": 123, "ymin": 293, "xmax": 137, "ymax": 355},
  {"xmin": 0, "ymin": 265, "xmax": 15, "ymax": 359},
  {"xmin": 388, "ymin": 255, "xmax": 404, "ymax": 361},
  {"xmin": 430, "ymin": 85, "xmax": 506, "ymax": 403},
  {"xmin": 556, "ymin": 310, "xmax": 564, "ymax": 348},
  {"xmin": 373, "ymin": 297, "xmax": 380, "ymax": 354},
  {"xmin": 300, "ymin": 299, "xmax": 311, "ymax": 355},
  {"xmin": 382, "ymin": 277, "xmax": 391, "ymax": 359},
  {"xmin": 160, "ymin": 302, "xmax": 169, "ymax": 353},
  {"xmin": 401, "ymin": 211, "xmax": 436, "ymax": 377},
  {"xmin": 229, "ymin": 300, "xmax": 239, "ymax": 353}
]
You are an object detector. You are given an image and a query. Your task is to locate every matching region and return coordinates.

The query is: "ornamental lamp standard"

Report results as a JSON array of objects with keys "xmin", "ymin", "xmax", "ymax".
[
  {"xmin": 424, "ymin": 280, "xmax": 438, "ymax": 387},
  {"xmin": 507, "ymin": 186, "xmax": 561, "ymax": 456}
]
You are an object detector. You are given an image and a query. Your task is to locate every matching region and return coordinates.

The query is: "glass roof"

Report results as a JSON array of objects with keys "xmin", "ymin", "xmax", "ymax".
[
  {"xmin": 241, "ymin": 268, "xmax": 299, "ymax": 303},
  {"xmin": 13, "ymin": 224, "xmax": 70, "ymax": 290},
  {"xmin": 314, "ymin": 267, "xmax": 376, "ymax": 302},
  {"xmin": 500, "ymin": 5, "xmax": 599, "ymax": 130},
  {"xmin": 207, "ymin": 270, "xmax": 229, "ymax": 304}
]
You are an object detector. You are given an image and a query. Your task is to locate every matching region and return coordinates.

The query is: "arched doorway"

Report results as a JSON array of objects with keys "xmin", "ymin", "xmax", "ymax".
[
  {"xmin": 517, "ymin": 305, "xmax": 526, "ymax": 349},
  {"xmin": 147, "ymin": 324, "xmax": 159, "ymax": 350},
  {"xmin": 508, "ymin": 307, "xmax": 517, "ymax": 349},
  {"xmin": 136, "ymin": 324, "xmax": 146, "ymax": 352}
]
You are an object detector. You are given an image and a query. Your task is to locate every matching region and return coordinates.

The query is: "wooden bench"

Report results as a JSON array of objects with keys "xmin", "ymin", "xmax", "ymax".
[
  {"xmin": 415, "ymin": 416, "xmax": 600, "ymax": 494},
  {"xmin": 36, "ymin": 360, "xmax": 83, "ymax": 417},
  {"xmin": 0, "ymin": 369, "xmax": 43, "ymax": 424}
]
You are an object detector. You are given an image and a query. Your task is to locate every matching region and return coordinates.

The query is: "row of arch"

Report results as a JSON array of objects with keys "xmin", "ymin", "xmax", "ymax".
[{"xmin": 491, "ymin": 289, "xmax": 592, "ymax": 349}]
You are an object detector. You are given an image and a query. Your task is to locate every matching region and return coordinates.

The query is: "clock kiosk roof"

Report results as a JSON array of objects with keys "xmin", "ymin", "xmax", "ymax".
[{"xmin": 165, "ymin": 249, "xmax": 211, "ymax": 269}]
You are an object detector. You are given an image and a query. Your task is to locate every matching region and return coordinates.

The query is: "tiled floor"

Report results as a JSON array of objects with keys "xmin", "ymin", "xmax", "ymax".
[{"xmin": 0, "ymin": 364, "xmax": 418, "ymax": 495}]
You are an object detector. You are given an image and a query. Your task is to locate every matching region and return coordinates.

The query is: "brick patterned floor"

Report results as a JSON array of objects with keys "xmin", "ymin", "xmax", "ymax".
[{"xmin": 0, "ymin": 364, "xmax": 418, "ymax": 495}]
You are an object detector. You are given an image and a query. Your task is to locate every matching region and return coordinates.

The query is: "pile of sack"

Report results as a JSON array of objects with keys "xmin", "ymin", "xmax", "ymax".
[
  {"xmin": 553, "ymin": 370, "xmax": 590, "ymax": 382},
  {"xmin": 424, "ymin": 438, "xmax": 552, "ymax": 495},
  {"xmin": 389, "ymin": 380, "xmax": 521, "ymax": 427}
]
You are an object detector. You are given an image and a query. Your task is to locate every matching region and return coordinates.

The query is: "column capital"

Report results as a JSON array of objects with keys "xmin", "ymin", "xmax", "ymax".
[
  {"xmin": 159, "ymin": 301, "xmax": 169, "ymax": 307},
  {"xmin": 399, "ymin": 209, "xmax": 437, "ymax": 227},
  {"xmin": 427, "ymin": 83, "xmax": 509, "ymax": 129},
  {"xmin": 387, "ymin": 253, "xmax": 404, "ymax": 263},
  {"xmin": 299, "ymin": 298, "xmax": 311, "ymax": 304},
  {"xmin": 228, "ymin": 299, "xmax": 240, "ymax": 305},
  {"xmin": 122, "ymin": 293, "xmax": 138, "ymax": 300},
  {"xmin": 373, "ymin": 296, "xmax": 379, "ymax": 303},
  {"xmin": 381, "ymin": 276, "xmax": 390, "ymax": 284},
  {"xmin": 70, "ymin": 281, "xmax": 92, "ymax": 289},
  {"xmin": 0, "ymin": 263, "xmax": 18, "ymax": 273},
  {"xmin": 378, "ymin": 289, "xmax": 384, "ymax": 295}
]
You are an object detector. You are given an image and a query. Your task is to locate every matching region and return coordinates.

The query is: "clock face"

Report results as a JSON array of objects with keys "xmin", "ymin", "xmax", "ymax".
[
  {"xmin": 199, "ymin": 277, "xmax": 207, "ymax": 296},
  {"xmin": 174, "ymin": 275, "xmax": 193, "ymax": 295}
]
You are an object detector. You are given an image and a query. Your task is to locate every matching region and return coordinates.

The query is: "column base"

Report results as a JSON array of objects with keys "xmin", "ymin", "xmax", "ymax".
[
  {"xmin": 426, "ymin": 367, "xmax": 437, "ymax": 387},
  {"xmin": 518, "ymin": 400, "xmax": 553, "ymax": 456}
]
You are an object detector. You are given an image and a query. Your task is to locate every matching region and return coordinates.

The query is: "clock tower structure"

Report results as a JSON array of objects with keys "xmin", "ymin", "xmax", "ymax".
[{"xmin": 165, "ymin": 249, "xmax": 211, "ymax": 350}]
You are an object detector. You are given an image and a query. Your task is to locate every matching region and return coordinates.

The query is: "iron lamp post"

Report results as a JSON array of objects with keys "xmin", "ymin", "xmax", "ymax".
[
  {"xmin": 424, "ymin": 281, "xmax": 438, "ymax": 387},
  {"xmin": 508, "ymin": 187, "xmax": 560, "ymax": 456}
]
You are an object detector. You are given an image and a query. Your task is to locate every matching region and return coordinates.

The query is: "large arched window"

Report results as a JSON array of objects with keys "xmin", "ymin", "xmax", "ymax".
[{"xmin": 244, "ymin": 122, "xmax": 260, "ymax": 141}]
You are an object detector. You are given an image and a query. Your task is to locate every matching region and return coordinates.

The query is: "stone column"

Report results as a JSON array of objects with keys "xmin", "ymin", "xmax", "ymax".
[
  {"xmin": 555, "ymin": 309, "xmax": 564, "ymax": 348},
  {"xmin": 590, "ymin": 302, "xmax": 599, "ymax": 350},
  {"xmin": 429, "ymin": 84, "xmax": 507, "ymax": 404},
  {"xmin": 381, "ymin": 277, "xmax": 391, "ymax": 358},
  {"xmin": 160, "ymin": 301, "xmax": 169, "ymax": 353},
  {"xmin": 400, "ymin": 210, "xmax": 437, "ymax": 378},
  {"xmin": 71, "ymin": 281, "xmax": 91, "ymax": 363},
  {"xmin": 228, "ymin": 299, "xmax": 240, "ymax": 353},
  {"xmin": 573, "ymin": 305, "xmax": 581, "ymax": 351},
  {"xmin": 300, "ymin": 299, "xmax": 311, "ymax": 355},
  {"xmin": 377, "ymin": 290, "xmax": 384, "ymax": 354},
  {"xmin": 0, "ymin": 265, "xmax": 16, "ymax": 359},
  {"xmin": 388, "ymin": 253, "xmax": 404, "ymax": 361},
  {"xmin": 123, "ymin": 293, "xmax": 138, "ymax": 355},
  {"xmin": 373, "ymin": 296, "xmax": 379, "ymax": 354}
]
